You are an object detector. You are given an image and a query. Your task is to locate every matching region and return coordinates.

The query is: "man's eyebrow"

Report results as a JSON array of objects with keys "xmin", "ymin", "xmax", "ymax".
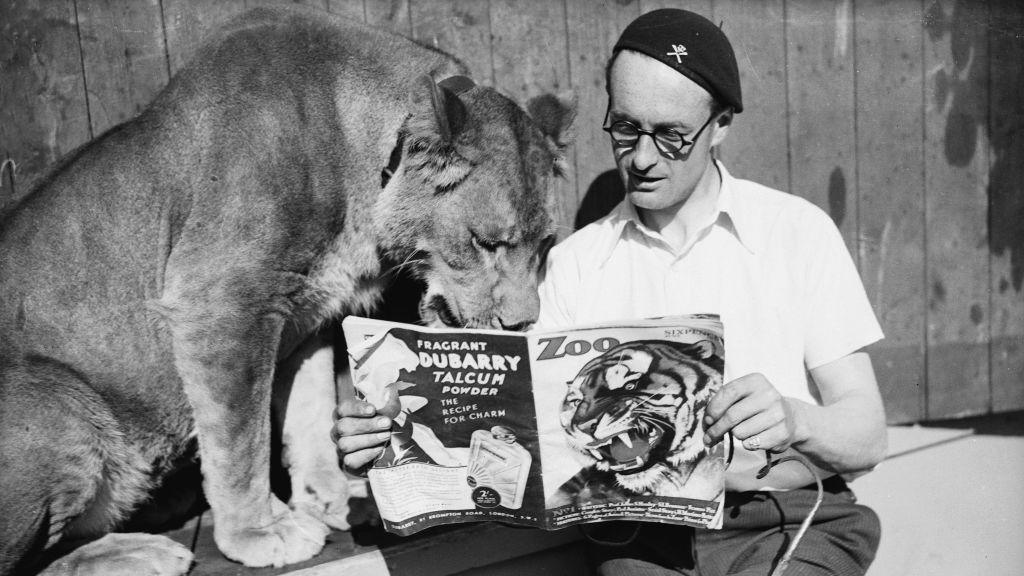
[{"xmin": 607, "ymin": 110, "xmax": 690, "ymax": 131}]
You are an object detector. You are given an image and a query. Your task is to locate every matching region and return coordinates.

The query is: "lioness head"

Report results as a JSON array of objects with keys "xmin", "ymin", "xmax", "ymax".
[{"xmin": 375, "ymin": 75, "xmax": 574, "ymax": 331}]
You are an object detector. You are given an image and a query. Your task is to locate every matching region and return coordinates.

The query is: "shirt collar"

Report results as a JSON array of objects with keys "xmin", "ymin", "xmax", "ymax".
[{"xmin": 597, "ymin": 160, "xmax": 759, "ymax": 268}]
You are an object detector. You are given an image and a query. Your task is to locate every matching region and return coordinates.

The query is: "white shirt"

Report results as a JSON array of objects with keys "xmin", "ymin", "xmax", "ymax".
[{"xmin": 537, "ymin": 161, "xmax": 884, "ymax": 490}]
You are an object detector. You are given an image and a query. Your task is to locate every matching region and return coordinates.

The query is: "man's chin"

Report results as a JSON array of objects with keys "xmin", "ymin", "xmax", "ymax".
[{"xmin": 627, "ymin": 190, "xmax": 668, "ymax": 211}]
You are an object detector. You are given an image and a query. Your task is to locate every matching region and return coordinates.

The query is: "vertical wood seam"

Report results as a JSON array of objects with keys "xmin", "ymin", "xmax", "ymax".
[
  {"xmin": 404, "ymin": 0, "xmax": 413, "ymax": 37},
  {"xmin": 1, "ymin": 154, "xmax": 16, "ymax": 201},
  {"xmin": 72, "ymin": 0, "xmax": 95, "ymax": 141},
  {"xmin": 852, "ymin": 0, "xmax": 861, "ymax": 273},
  {"xmin": 560, "ymin": 0, "xmax": 580, "ymax": 207},
  {"xmin": 985, "ymin": 0, "xmax": 994, "ymax": 414},
  {"xmin": 919, "ymin": 0, "xmax": 929, "ymax": 419},
  {"xmin": 157, "ymin": 0, "xmax": 173, "ymax": 83},
  {"xmin": 783, "ymin": 0, "xmax": 792, "ymax": 196},
  {"xmin": 485, "ymin": 0, "xmax": 495, "ymax": 85}
]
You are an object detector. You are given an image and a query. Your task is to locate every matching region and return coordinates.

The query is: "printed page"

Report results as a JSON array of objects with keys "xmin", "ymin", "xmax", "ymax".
[
  {"xmin": 342, "ymin": 317, "xmax": 546, "ymax": 536},
  {"xmin": 529, "ymin": 315, "xmax": 727, "ymax": 530}
]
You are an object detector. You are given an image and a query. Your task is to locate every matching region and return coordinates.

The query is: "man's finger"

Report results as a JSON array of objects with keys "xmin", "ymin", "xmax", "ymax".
[
  {"xmin": 728, "ymin": 405, "xmax": 786, "ymax": 442},
  {"xmin": 342, "ymin": 446, "xmax": 387, "ymax": 474},
  {"xmin": 704, "ymin": 373, "xmax": 762, "ymax": 422},
  {"xmin": 336, "ymin": 415, "xmax": 392, "ymax": 440},
  {"xmin": 704, "ymin": 392, "xmax": 768, "ymax": 444},
  {"xmin": 741, "ymin": 425, "xmax": 792, "ymax": 453},
  {"xmin": 336, "ymin": 397, "xmax": 377, "ymax": 419}
]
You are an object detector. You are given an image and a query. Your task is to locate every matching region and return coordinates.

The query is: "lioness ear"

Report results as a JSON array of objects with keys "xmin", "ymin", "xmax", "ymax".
[
  {"xmin": 416, "ymin": 74, "xmax": 469, "ymax": 144},
  {"xmin": 404, "ymin": 75, "xmax": 473, "ymax": 191},
  {"xmin": 526, "ymin": 90, "xmax": 577, "ymax": 150}
]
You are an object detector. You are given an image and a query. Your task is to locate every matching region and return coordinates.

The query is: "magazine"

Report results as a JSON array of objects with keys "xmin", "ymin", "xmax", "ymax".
[{"xmin": 342, "ymin": 314, "xmax": 728, "ymax": 536}]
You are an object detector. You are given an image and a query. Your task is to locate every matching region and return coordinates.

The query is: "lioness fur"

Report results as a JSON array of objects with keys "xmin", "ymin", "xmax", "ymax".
[{"xmin": 0, "ymin": 7, "xmax": 573, "ymax": 575}]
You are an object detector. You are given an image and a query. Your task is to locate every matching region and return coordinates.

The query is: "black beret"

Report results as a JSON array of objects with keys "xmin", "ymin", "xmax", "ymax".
[{"xmin": 613, "ymin": 8, "xmax": 743, "ymax": 113}]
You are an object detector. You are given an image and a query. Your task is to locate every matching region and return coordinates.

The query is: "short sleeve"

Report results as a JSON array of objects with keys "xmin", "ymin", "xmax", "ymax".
[
  {"xmin": 802, "ymin": 208, "xmax": 884, "ymax": 369},
  {"xmin": 535, "ymin": 242, "xmax": 579, "ymax": 330}
]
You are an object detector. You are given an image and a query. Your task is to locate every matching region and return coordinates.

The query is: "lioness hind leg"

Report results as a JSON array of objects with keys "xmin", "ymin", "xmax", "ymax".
[
  {"xmin": 0, "ymin": 359, "xmax": 152, "ymax": 576},
  {"xmin": 36, "ymin": 533, "xmax": 193, "ymax": 576},
  {"xmin": 274, "ymin": 336, "xmax": 352, "ymax": 531}
]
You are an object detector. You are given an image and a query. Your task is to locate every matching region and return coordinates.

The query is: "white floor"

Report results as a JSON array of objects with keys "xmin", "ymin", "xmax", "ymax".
[{"xmin": 851, "ymin": 426, "xmax": 1024, "ymax": 576}]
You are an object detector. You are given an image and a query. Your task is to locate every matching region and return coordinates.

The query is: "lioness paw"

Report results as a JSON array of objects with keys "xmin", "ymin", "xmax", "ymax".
[
  {"xmin": 215, "ymin": 506, "xmax": 329, "ymax": 567},
  {"xmin": 39, "ymin": 533, "xmax": 193, "ymax": 576},
  {"xmin": 288, "ymin": 455, "xmax": 354, "ymax": 531}
]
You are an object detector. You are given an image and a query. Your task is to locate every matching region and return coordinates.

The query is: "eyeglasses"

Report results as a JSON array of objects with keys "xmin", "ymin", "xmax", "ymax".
[{"xmin": 602, "ymin": 111, "xmax": 716, "ymax": 156}]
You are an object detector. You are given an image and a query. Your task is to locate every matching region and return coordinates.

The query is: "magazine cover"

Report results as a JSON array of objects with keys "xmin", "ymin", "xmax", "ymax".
[
  {"xmin": 343, "ymin": 318, "xmax": 544, "ymax": 536},
  {"xmin": 342, "ymin": 315, "xmax": 726, "ymax": 536},
  {"xmin": 529, "ymin": 317, "xmax": 727, "ymax": 530}
]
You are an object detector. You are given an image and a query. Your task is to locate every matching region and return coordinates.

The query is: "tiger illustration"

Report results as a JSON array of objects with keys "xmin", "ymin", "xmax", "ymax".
[{"xmin": 548, "ymin": 340, "xmax": 725, "ymax": 507}]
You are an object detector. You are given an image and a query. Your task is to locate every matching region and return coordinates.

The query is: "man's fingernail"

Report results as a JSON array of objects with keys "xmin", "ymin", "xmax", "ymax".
[
  {"xmin": 704, "ymin": 415, "xmax": 713, "ymax": 425},
  {"xmin": 376, "ymin": 431, "xmax": 392, "ymax": 441},
  {"xmin": 361, "ymin": 404, "xmax": 375, "ymax": 415},
  {"xmin": 703, "ymin": 435, "xmax": 712, "ymax": 446},
  {"xmin": 375, "ymin": 417, "xmax": 390, "ymax": 427}
]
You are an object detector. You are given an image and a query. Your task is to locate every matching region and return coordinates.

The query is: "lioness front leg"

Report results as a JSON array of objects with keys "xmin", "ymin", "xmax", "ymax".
[
  {"xmin": 159, "ymin": 282, "xmax": 328, "ymax": 567},
  {"xmin": 274, "ymin": 334, "xmax": 352, "ymax": 531}
]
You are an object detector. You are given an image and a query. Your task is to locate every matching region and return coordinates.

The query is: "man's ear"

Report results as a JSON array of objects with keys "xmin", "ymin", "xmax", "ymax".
[
  {"xmin": 526, "ymin": 90, "xmax": 577, "ymax": 150},
  {"xmin": 710, "ymin": 110, "xmax": 733, "ymax": 148}
]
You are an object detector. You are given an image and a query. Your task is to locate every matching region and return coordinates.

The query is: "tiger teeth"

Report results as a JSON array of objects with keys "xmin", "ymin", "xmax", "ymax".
[
  {"xmin": 617, "ymin": 432, "xmax": 634, "ymax": 449},
  {"xmin": 589, "ymin": 449, "xmax": 603, "ymax": 460}
]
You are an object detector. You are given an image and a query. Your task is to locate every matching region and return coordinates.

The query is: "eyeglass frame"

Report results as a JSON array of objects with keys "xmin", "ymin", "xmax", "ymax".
[{"xmin": 601, "ymin": 108, "xmax": 718, "ymax": 157}]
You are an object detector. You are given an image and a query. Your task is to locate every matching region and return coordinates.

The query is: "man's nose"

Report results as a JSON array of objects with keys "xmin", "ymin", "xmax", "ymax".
[{"xmin": 631, "ymin": 134, "xmax": 659, "ymax": 171}]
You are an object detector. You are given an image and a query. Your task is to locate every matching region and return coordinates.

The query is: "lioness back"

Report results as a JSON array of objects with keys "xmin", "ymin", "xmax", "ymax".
[
  {"xmin": 0, "ymin": 7, "xmax": 463, "ymax": 439},
  {"xmin": 0, "ymin": 7, "xmax": 574, "ymax": 572}
]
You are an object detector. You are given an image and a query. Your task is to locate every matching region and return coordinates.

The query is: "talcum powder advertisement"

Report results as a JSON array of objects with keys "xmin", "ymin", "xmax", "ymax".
[{"xmin": 342, "ymin": 314, "xmax": 728, "ymax": 536}]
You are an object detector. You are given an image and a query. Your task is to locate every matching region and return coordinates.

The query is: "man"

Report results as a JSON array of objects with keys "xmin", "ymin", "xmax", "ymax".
[{"xmin": 335, "ymin": 9, "xmax": 886, "ymax": 576}]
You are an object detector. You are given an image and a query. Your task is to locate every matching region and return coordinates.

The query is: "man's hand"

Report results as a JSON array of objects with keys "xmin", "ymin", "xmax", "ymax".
[
  {"xmin": 332, "ymin": 388, "xmax": 401, "ymax": 475},
  {"xmin": 702, "ymin": 373, "xmax": 806, "ymax": 453}
]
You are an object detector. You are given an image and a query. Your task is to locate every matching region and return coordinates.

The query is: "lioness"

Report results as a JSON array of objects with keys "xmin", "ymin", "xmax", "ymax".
[{"xmin": 0, "ymin": 7, "xmax": 572, "ymax": 575}]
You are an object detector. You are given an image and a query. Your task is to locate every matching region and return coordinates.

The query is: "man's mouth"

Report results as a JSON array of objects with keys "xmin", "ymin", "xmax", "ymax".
[{"xmin": 628, "ymin": 172, "xmax": 664, "ymax": 190}]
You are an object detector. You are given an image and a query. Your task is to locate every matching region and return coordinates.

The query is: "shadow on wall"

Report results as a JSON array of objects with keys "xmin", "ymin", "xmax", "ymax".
[
  {"xmin": 576, "ymin": 169, "xmax": 625, "ymax": 230},
  {"xmin": 925, "ymin": 0, "xmax": 1024, "ymax": 292}
]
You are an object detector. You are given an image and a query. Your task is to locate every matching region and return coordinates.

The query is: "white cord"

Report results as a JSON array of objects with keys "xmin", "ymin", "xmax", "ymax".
[{"xmin": 756, "ymin": 453, "xmax": 824, "ymax": 576}]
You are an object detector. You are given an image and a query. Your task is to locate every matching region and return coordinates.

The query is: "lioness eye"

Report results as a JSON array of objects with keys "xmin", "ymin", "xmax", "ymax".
[{"xmin": 471, "ymin": 232, "xmax": 502, "ymax": 252}]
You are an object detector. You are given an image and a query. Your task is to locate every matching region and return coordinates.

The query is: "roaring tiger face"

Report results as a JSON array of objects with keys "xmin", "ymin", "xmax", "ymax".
[{"xmin": 558, "ymin": 340, "xmax": 723, "ymax": 495}]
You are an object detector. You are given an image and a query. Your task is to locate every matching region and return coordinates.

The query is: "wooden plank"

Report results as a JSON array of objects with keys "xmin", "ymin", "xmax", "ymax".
[
  {"xmin": 988, "ymin": 0, "xmax": 1024, "ymax": 413},
  {"xmin": 365, "ymin": 0, "xmax": 411, "ymax": 35},
  {"xmin": 564, "ymin": 0, "xmax": 638, "ymax": 223},
  {"xmin": 244, "ymin": 0, "xmax": 331, "ymax": 11},
  {"xmin": 488, "ymin": 0, "xmax": 576, "ymax": 238},
  {"xmin": 854, "ymin": 0, "xmax": 926, "ymax": 424},
  {"xmin": 0, "ymin": 0, "xmax": 92, "ymax": 203},
  {"xmin": 712, "ymin": 0, "xmax": 789, "ymax": 190},
  {"xmin": 785, "ymin": 0, "xmax": 858, "ymax": 247},
  {"xmin": 325, "ymin": 0, "xmax": 365, "ymax": 21},
  {"xmin": 161, "ymin": 0, "xmax": 247, "ymax": 75},
  {"xmin": 923, "ymin": 0, "xmax": 990, "ymax": 419},
  {"xmin": 75, "ymin": 0, "xmax": 170, "ymax": 137},
  {"xmin": 409, "ymin": 0, "xmax": 492, "ymax": 83},
  {"xmin": 638, "ymin": 0, "xmax": 711, "ymax": 16}
]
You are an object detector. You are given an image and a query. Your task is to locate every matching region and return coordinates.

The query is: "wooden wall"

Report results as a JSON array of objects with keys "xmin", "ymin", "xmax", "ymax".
[{"xmin": 1, "ymin": 0, "xmax": 1022, "ymax": 424}]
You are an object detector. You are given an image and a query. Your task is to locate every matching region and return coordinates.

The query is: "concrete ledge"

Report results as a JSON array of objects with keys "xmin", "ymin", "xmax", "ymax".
[
  {"xmin": 178, "ymin": 513, "xmax": 584, "ymax": 576},
  {"xmin": 852, "ymin": 420, "xmax": 1024, "ymax": 576}
]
